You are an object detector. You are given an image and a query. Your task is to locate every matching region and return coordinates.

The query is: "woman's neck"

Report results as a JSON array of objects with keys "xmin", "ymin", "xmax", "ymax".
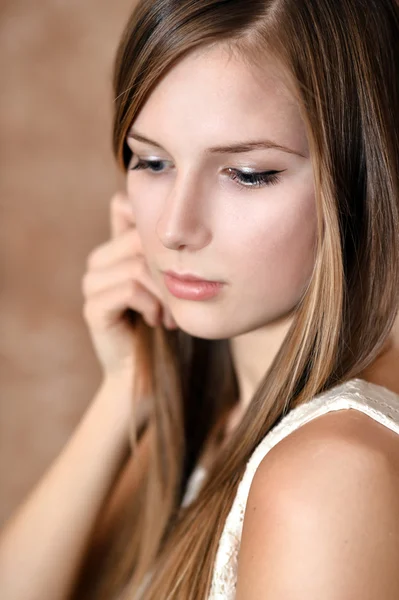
[{"xmin": 358, "ymin": 335, "xmax": 399, "ymax": 397}]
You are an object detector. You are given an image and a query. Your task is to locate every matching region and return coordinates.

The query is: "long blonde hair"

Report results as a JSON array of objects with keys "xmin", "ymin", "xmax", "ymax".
[{"xmin": 73, "ymin": 1, "xmax": 399, "ymax": 598}]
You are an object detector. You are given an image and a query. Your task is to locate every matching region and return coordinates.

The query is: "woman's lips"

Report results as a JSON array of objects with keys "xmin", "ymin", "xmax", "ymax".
[{"xmin": 162, "ymin": 271, "xmax": 224, "ymax": 300}]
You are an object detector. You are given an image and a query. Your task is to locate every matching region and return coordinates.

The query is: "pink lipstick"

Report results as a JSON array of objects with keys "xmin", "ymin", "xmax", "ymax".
[{"xmin": 162, "ymin": 270, "xmax": 224, "ymax": 300}]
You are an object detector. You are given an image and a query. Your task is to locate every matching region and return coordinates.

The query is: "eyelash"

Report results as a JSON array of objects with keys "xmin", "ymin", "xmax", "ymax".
[{"xmin": 129, "ymin": 157, "xmax": 283, "ymax": 189}]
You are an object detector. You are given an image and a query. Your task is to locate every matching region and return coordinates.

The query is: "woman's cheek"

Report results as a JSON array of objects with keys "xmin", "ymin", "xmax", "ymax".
[{"xmin": 242, "ymin": 190, "xmax": 316, "ymax": 294}]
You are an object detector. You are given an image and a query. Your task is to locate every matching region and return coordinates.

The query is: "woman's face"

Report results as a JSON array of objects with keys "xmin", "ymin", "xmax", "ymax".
[{"xmin": 126, "ymin": 44, "xmax": 317, "ymax": 340}]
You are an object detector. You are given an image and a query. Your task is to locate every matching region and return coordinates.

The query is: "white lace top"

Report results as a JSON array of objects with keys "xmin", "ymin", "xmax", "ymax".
[
  {"xmin": 181, "ymin": 377, "xmax": 399, "ymax": 599},
  {"xmin": 136, "ymin": 378, "xmax": 399, "ymax": 599}
]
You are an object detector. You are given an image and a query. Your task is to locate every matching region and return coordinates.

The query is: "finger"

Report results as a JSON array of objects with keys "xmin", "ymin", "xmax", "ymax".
[
  {"xmin": 83, "ymin": 280, "xmax": 162, "ymax": 329},
  {"xmin": 162, "ymin": 306, "xmax": 178, "ymax": 329},
  {"xmin": 110, "ymin": 191, "xmax": 136, "ymax": 239},
  {"xmin": 87, "ymin": 229, "xmax": 143, "ymax": 270},
  {"xmin": 82, "ymin": 257, "xmax": 164, "ymax": 303}
]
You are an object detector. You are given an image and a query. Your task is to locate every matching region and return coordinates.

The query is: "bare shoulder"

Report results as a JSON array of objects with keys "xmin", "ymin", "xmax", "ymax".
[
  {"xmin": 235, "ymin": 407, "xmax": 399, "ymax": 599},
  {"xmin": 273, "ymin": 405, "xmax": 399, "ymax": 471}
]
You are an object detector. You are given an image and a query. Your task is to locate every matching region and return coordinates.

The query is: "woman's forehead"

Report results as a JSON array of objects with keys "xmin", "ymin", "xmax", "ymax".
[{"xmin": 134, "ymin": 45, "xmax": 308, "ymax": 158}]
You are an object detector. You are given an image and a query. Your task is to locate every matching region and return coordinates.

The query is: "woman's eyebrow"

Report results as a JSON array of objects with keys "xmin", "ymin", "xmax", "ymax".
[{"xmin": 127, "ymin": 129, "xmax": 306, "ymax": 158}]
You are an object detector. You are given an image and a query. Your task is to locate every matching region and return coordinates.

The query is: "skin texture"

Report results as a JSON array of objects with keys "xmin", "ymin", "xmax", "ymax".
[{"xmin": 126, "ymin": 44, "xmax": 317, "ymax": 412}]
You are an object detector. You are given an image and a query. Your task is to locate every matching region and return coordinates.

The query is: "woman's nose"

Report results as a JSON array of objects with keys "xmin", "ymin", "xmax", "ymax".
[{"xmin": 156, "ymin": 182, "xmax": 212, "ymax": 250}]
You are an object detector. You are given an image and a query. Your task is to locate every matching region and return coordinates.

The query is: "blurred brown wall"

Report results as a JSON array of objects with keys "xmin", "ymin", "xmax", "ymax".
[{"xmin": 0, "ymin": 0, "xmax": 135, "ymax": 524}]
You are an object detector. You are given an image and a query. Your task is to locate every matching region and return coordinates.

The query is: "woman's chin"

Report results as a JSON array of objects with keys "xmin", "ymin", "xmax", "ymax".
[{"xmin": 171, "ymin": 319, "xmax": 234, "ymax": 340}]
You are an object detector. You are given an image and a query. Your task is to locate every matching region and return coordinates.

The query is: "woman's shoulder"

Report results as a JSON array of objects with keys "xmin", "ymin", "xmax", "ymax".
[
  {"xmin": 252, "ymin": 377, "xmax": 399, "ymax": 486},
  {"xmin": 234, "ymin": 381, "xmax": 399, "ymax": 598},
  {"xmin": 256, "ymin": 399, "xmax": 399, "ymax": 487}
]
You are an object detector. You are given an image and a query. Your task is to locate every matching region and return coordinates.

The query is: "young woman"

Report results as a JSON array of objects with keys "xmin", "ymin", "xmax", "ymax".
[{"xmin": 1, "ymin": 0, "xmax": 399, "ymax": 598}]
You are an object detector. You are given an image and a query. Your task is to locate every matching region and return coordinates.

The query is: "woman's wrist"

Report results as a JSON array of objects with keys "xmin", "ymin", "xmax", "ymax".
[{"xmin": 96, "ymin": 370, "xmax": 134, "ymax": 423}]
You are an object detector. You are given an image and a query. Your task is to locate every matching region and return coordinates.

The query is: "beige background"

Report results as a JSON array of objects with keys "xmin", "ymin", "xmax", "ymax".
[{"xmin": 0, "ymin": 0, "xmax": 135, "ymax": 524}]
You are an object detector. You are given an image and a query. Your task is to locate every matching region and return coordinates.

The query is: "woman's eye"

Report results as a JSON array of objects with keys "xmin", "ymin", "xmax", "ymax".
[
  {"xmin": 129, "ymin": 157, "xmax": 169, "ymax": 173},
  {"xmin": 226, "ymin": 168, "xmax": 284, "ymax": 189},
  {"xmin": 129, "ymin": 156, "xmax": 284, "ymax": 189}
]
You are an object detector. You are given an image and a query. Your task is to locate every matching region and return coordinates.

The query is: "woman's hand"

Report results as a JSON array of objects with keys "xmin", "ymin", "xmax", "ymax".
[{"xmin": 82, "ymin": 191, "xmax": 177, "ymax": 378}]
